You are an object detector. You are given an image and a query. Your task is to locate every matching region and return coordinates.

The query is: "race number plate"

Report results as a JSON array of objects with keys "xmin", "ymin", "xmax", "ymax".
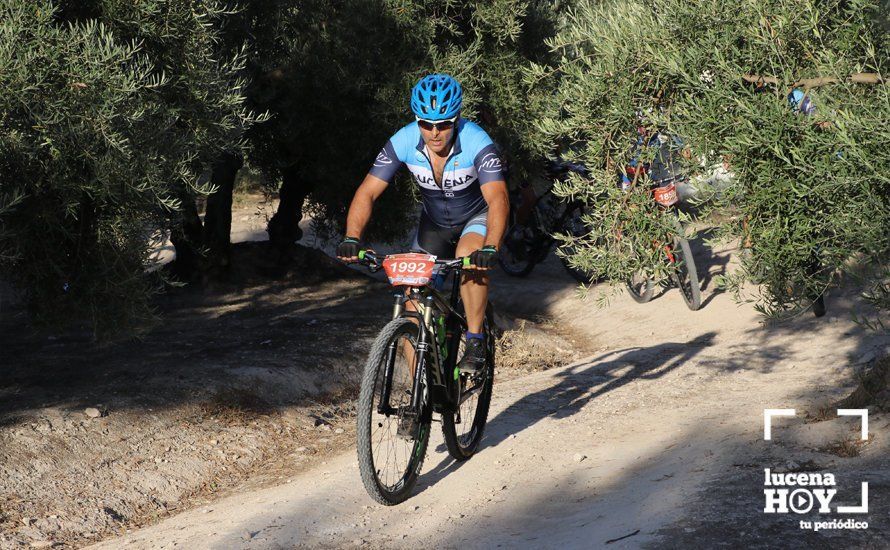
[
  {"xmin": 653, "ymin": 182, "xmax": 679, "ymax": 207},
  {"xmin": 382, "ymin": 253, "xmax": 437, "ymax": 286}
]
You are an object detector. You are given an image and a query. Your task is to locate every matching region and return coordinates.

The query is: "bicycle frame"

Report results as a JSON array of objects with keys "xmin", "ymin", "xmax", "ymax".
[{"xmin": 376, "ymin": 263, "xmax": 468, "ymax": 422}]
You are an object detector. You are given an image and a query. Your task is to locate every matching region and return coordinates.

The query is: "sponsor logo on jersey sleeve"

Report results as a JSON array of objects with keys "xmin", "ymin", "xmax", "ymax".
[
  {"xmin": 479, "ymin": 152, "xmax": 502, "ymax": 174},
  {"xmin": 374, "ymin": 151, "xmax": 393, "ymax": 167}
]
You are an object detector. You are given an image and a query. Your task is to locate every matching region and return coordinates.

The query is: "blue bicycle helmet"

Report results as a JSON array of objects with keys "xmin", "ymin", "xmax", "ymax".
[
  {"xmin": 787, "ymin": 88, "xmax": 816, "ymax": 115},
  {"xmin": 411, "ymin": 74, "xmax": 463, "ymax": 120}
]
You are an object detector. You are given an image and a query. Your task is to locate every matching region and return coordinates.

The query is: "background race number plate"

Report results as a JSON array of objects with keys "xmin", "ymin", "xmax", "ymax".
[
  {"xmin": 382, "ymin": 253, "xmax": 437, "ymax": 286},
  {"xmin": 654, "ymin": 182, "xmax": 679, "ymax": 206}
]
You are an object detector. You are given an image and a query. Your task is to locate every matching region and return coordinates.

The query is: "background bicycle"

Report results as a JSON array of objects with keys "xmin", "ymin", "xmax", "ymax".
[
  {"xmin": 622, "ymin": 129, "xmax": 702, "ymax": 311},
  {"xmin": 499, "ymin": 160, "xmax": 598, "ymax": 283}
]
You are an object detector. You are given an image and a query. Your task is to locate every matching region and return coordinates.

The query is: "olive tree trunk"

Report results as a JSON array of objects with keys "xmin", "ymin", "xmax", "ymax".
[
  {"xmin": 203, "ymin": 152, "xmax": 244, "ymax": 268},
  {"xmin": 267, "ymin": 164, "xmax": 313, "ymax": 260}
]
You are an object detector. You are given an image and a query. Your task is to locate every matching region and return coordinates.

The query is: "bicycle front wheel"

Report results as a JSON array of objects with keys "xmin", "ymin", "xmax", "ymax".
[
  {"xmin": 671, "ymin": 236, "xmax": 702, "ymax": 311},
  {"xmin": 442, "ymin": 305, "xmax": 495, "ymax": 461},
  {"xmin": 498, "ymin": 224, "xmax": 538, "ymax": 277},
  {"xmin": 357, "ymin": 317, "xmax": 430, "ymax": 505}
]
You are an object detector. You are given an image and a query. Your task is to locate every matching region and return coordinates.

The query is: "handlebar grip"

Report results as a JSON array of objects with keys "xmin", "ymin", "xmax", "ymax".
[
  {"xmin": 462, "ymin": 257, "xmax": 471, "ymax": 267},
  {"xmin": 358, "ymin": 250, "xmax": 366, "ymax": 261}
]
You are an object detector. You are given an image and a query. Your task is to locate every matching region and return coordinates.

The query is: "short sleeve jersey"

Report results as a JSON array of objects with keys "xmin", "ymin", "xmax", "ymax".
[{"xmin": 367, "ymin": 119, "xmax": 505, "ymax": 227}]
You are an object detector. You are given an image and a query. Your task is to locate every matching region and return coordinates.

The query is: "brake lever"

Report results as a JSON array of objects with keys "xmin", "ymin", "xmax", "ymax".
[{"xmin": 369, "ymin": 264, "xmax": 382, "ymax": 273}]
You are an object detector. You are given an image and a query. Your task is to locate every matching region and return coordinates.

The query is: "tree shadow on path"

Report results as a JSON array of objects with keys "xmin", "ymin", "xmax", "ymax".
[{"xmin": 418, "ymin": 332, "xmax": 716, "ymax": 493}]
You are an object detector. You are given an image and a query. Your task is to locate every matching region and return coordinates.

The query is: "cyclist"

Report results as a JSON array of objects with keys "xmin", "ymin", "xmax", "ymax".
[
  {"xmin": 620, "ymin": 111, "xmax": 691, "ymax": 195},
  {"xmin": 336, "ymin": 74, "xmax": 509, "ymax": 373}
]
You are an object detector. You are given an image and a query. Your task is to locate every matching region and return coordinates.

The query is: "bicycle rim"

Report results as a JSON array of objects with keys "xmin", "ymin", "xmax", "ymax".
[
  {"xmin": 357, "ymin": 318, "xmax": 430, "ymax": 504},
  {"xmin": 626, "ymin": 272, "xmax": 655, "ymax": 303}
]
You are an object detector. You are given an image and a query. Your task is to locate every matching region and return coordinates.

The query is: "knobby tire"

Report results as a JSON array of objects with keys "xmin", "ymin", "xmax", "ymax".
[
  {"xmin": 672, "ymin": 235, "xmax": 702, "ymax": 311},
  {"xmin": 441, "ymin": 305, "xmax": 496, "ymax": 460},
  {"xmin": 627, "ymin": 275, "xmax": 655, "ymax": 303},
  {"xmin": 357, "ymin": 317, "xmax": 430, "ymax": 505}
]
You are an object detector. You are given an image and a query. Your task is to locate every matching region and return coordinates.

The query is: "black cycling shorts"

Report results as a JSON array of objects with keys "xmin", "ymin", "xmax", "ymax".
[{"xmin": 411, "ymin": 209, "xmax": 488, "ymax": 259}]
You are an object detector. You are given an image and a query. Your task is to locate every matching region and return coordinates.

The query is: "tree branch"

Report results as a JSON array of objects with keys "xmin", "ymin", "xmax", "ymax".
[{"xmin": 741, "ymin": 72, "xmax": 884, "ymax": 89}]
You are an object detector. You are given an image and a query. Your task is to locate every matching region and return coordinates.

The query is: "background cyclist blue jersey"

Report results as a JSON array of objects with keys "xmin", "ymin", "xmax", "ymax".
[{"xmin": 368, "ymin": 118, "xmax": 505, "ymax": 227}]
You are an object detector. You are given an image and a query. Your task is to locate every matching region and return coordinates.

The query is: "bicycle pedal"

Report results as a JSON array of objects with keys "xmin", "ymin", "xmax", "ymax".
[{"xmin": 465, "ymin": 369, "xmax": 490, "ymax": 382}]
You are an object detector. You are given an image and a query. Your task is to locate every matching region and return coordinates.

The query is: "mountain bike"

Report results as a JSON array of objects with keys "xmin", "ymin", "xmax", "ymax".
[
  {"xmin": 624, "ymin": 179, "xmax": 702, "ymax": 311},
  {"xmin": 355, "ymin": 250, "xmax": 495, "ymax": 505},
  {"xmin": 499, "ymin": 161, "xmax": 598, "ymax": 283}
]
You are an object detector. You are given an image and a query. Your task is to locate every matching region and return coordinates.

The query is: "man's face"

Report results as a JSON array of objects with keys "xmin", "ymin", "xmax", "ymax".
[{"xmin": 417, "ymin": 118, "xmax": 456, "ymax": 156}]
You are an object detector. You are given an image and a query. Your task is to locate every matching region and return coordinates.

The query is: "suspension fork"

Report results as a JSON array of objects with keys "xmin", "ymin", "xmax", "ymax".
[
  {"xmin": 409, "ymin": 294, "xmax": 435, "ymax": 412},
  {"xmin": 377, "ymin": 293, "xmax": 405, "ymax": 415}
]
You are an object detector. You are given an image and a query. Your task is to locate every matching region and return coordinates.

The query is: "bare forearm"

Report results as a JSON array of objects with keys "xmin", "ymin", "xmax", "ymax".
[
  {"xmin": 484, "ymin": 193, "xmax": 509, "ymax": 249},
  {"xmin": 345, "ymin": 191, "xmax": 374, "ymax": 239},
  {"xmin": 345, "ymin": 174, "xmax": 389, "ymax": 239}
]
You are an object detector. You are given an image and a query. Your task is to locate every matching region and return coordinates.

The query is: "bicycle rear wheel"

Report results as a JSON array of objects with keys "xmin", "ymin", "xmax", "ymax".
[
  {"xmin": 442, "ymin": 305, "xmax": 495, "ymax": 460},
  {"xmin": 812, "ymin": 293, "xmax": 827, "ymax": 317},
  {"xmin": 626, "ymin": 272, "xmax": 655, "ymax": 303},
  {"xmin": 357, "ymin": 317, "xmax": 430, "ymax": 505}
]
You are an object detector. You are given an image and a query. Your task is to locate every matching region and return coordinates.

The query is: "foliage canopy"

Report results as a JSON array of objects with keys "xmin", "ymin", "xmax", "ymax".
[
  {"xmin": 529, "ymin": 0, "xmax": 889, "ymax": 316},
  {"xmin": 0, "ymin": 0, "xmax": 259, "ymax": 334}
]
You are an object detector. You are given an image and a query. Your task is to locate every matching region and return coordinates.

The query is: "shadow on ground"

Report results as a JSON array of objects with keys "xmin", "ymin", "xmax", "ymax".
[
  {"xmin": 419, "ymin": 333, "xmax": 718, "ymax": 493},
  {"xmin": 418, "ymin": 281, "xmax": 889, "ymax": 548},
  {"xmin": 0, "ymin": 243, "xmax": 396, "ymax": 421}
]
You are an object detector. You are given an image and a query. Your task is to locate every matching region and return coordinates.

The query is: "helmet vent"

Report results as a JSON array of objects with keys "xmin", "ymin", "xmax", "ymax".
[{"xmin": 410, "ymin": 74, "xmax": 462, "ymax": 120}]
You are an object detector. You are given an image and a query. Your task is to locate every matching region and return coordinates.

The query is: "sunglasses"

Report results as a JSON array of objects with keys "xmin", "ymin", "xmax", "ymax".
[{"xmin": 416, "ymin": 116, "xmax": 457, "ymax": 132}]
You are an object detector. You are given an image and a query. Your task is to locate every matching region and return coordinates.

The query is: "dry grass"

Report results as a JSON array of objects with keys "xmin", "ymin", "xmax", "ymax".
[
  {"xmin": 837, "ymin": 356, "xmax": 890, "ymax": 410},
  {"xmin": 805, "ymin": 400, "xmax": 839, "ymax": 423},
  {"xmin": 496, "ymin": 319, "xmax": 584, "ymax": 378},
  {"xmin": 820, "ymin": 438, "xmax": 869, "ymax": 458},
  {"xmin": 199, "ymin": 386, "xmax": 276, "ymax": 422}
]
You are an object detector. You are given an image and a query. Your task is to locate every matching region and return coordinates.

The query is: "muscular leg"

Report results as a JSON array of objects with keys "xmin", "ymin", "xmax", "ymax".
[
  {"xmin": 455, "ymin": 232, "xmax": 488, "ymax": 333},
  {"xmin": 402, "ymin": 291, "xmax": 419, "ymax": 376}
]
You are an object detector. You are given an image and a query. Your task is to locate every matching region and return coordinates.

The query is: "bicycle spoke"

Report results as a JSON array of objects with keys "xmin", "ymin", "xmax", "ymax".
[{"xmin": 458, "ymin": 380, "xmax": 486, "ymax": 406}]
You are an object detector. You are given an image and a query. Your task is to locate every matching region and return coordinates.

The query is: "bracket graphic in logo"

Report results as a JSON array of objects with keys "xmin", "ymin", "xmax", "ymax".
[
  {"xmin": 764, "ymin": 408, "xmax": 868, "ymax": 441},
  {"xmin": 762, "ymin": 408, "xmax": 869, "ymax": 516}
]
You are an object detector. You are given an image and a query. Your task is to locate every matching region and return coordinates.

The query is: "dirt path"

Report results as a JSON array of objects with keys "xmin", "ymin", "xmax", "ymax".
[
  {"xmin": 0, "ymin": 197, "xmax": 580, "ymax": 549},
  {"xmin": 89, "ymin": 241, "xmax": 890, "ymax": 548}
]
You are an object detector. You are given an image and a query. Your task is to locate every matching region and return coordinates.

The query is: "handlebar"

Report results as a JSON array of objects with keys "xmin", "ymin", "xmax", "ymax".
[{"xmin": 357, "ymin": 250, "xmax": 470, "ymax": 271}]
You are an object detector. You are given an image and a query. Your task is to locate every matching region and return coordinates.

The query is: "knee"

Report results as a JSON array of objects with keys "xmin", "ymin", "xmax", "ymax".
[
  {"xmin": 461, "ymin": 270, "xmax": 489, "ymax": 285},
  {"xmin": 456, "ymin": 233, "xmax": 485, "ymax": 258}
]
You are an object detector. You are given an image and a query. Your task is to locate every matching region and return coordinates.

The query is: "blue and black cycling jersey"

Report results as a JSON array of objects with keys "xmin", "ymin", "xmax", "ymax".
[{"xmin": 368, "ymin": 118, "xmax": 505, "ymax": 227}]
